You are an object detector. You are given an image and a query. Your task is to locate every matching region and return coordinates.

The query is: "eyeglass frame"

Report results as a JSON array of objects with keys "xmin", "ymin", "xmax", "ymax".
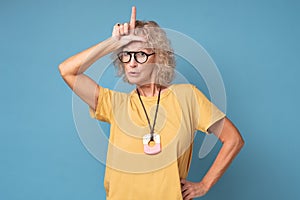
[{"xmin": 117, "ymin": 51, "xmax": 155, "ymax": 64}]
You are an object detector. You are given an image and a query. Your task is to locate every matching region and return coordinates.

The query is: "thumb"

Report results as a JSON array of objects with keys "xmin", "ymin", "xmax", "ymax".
[
  {"xmin": 130, "ymin": 35, "xmax": 146, "ymax": 42},
  {"xmin": 180, "ymin": 178, "xmax": 186, "ymax": 185},
  {"xmin": 118, "ymin": 35, "xmax": 146, "ymax": 47}
]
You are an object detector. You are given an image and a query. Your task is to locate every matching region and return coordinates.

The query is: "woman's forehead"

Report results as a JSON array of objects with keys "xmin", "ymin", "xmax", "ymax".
[{"xmin": 123, "ymin": 41, "xmax": 152, "ymax": 51}]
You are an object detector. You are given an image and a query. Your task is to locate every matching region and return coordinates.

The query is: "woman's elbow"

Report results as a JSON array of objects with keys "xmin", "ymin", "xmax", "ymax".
[
  {"xmin": 234, "ymin": 134, "xmax": 245, "ymax": 151},
  {"xmin": 58, "ymin": 63, "xmax": 69, "ymax": 77},
  {"xmin": 224, "ymin": 132, "xmax": 245, "ymax": 151},
  {"xmin": 58, "ymin": 60, "xmax": 79, "ymax": 78}
]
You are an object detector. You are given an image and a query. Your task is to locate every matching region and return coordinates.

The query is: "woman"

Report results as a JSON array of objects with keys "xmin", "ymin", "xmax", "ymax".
[{"xmin": 59, "ymin": 6, "xmax": 244, "ymax": 200}]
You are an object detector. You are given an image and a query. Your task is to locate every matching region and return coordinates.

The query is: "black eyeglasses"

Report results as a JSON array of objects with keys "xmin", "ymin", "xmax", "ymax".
[{"xmin": 117, "ymin": 51, "xmax": 155, "ymax": 64}]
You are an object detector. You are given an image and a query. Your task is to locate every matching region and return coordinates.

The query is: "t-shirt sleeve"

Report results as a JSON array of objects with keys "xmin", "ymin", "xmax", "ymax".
[
  {"xmin": 89, "ymin": 86, "xmax": 113, "ymax": 123},
  {"xmin": 192, "ymin": 85, "xmax": 226, "ymax": 133}
]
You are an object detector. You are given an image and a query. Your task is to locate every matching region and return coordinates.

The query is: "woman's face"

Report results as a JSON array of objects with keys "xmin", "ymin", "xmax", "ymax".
[{"xmin": 122, "ymin": 41, "xmax": 157, "ymax": 86}]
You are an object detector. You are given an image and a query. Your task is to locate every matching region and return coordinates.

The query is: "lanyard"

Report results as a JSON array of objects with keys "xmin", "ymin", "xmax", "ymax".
[{"xmin": 136, "ymin": 86, "xmax": 162, "ymax": 141}]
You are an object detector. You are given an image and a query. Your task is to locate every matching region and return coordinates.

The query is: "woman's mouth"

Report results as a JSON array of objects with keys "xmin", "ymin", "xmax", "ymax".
[{"xmin": 128, "ymin": 71, "xmax": 140, "ymax": 76}]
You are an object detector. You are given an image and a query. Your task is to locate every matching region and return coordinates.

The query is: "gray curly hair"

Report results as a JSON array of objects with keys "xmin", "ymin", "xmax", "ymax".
[{"xmin": 112, "ymin": 20, "xmax": 175, "ymax": 86}]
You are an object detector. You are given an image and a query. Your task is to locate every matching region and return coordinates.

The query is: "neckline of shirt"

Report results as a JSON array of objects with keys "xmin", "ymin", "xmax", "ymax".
[{"xmin": 130, "ymin": 85, "xmax": 174, "ymax": 101}]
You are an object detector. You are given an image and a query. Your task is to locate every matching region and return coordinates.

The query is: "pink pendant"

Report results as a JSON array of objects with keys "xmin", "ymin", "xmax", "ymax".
[{"xmin": 143, "ymin": 133, "xmax": 161, "ymax": 155}]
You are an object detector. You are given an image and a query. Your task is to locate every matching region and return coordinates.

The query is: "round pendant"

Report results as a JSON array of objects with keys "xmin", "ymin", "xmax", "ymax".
[{"xmin": 143, "ymin": 133, "xmax": 161, "ymax": 155}]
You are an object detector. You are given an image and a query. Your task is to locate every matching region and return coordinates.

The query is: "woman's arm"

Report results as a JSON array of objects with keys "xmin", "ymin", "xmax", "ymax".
[
  {"xmin": 58, "ymin": 6, "xmax": 142, "ymax": 110},
  {"xmin": 58, "ymin": 37, "xmax": 123, "ymax": 110},
  {"xmin": 181, "ymin": 117, "xmax": 244, "ymax": 200}
]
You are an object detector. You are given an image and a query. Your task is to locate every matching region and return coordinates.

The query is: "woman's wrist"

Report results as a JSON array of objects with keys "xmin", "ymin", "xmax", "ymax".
[{"xmin": 199, "ymin": 179, "xmax": 212, "ymax": 193}]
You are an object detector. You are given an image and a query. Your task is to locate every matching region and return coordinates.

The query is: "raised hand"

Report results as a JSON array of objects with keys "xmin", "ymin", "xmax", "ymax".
[
  {"xmin": 112, "ymin": 6, "xmax": 145, "ymax": 45},
  {"xmin": 129, "ymin": 6, "xmax": 136, "ymax": 31}
]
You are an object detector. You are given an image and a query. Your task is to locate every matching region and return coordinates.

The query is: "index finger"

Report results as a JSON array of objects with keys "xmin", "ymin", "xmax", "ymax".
[{"xmin": 129, "ymin": 6, "xmax": 136, "ymax": 29}]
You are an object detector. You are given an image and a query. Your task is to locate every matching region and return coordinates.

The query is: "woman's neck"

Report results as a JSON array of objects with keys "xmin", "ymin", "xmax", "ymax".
[{"xmin": 137, "ymin": 84, "xmax": 163, "ymax": 97}]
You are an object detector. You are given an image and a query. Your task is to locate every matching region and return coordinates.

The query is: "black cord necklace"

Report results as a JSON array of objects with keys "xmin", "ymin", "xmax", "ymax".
[{"xmin": 136, "ymin": 86, "xmax": 162, "ymax": 141}]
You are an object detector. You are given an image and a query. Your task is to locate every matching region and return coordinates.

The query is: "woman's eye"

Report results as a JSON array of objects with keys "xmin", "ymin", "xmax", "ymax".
[{"xmin": 137, "ymin": 52, "xmax": 146, "ymax": 56}]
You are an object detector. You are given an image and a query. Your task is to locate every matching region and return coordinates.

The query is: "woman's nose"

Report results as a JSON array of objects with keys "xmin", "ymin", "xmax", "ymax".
[{"xmin": 129, "ymin": 56, "xmax": 138, "ymax": 68}]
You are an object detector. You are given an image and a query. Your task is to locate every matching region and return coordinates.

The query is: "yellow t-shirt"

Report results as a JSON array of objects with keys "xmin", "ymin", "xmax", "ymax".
[{"xmin": 90, "ymin": 84, "xmax": 225, "ymax": 200}]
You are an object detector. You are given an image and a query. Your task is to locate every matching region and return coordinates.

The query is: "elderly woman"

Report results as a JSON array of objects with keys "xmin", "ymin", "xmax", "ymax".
[{"xmin": 59, "ymin": 7, "xmax": 244, "ymax": 200}]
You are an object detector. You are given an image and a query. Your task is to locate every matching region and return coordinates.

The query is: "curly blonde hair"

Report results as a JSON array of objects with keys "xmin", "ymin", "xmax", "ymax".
[{"xmin": 112, "ymin": 20, "xmax": 175, "ymax": 86}]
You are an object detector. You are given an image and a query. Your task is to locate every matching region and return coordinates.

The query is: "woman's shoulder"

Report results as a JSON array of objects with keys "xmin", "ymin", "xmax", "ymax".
[
  {"xmin": 170, "ymin": 83, "xmax": 195, "ymax": 91},
  {"xmin": 168, "ymin": 84, "xmax": 199, "ymax": 99},
  {"xmin": 98, "ymin": 86, "xmax": 129, "ymax": 101}
]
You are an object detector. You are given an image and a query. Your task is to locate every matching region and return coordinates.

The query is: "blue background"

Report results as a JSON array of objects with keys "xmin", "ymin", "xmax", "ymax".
[{"xmin": 1, "ymin": 0, "xmax": 299, "ymax": 199}]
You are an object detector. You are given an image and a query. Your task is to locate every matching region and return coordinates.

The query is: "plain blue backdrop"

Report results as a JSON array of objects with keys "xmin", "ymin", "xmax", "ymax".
[{"xmin": 1, "ymin": 0, "xmax": 299, "ymax": 199}]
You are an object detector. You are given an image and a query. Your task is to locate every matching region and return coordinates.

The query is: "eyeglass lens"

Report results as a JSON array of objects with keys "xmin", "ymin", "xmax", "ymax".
[{"xmin": 118, "ymin": 51, "xmax": 154, "ymax": 64}]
